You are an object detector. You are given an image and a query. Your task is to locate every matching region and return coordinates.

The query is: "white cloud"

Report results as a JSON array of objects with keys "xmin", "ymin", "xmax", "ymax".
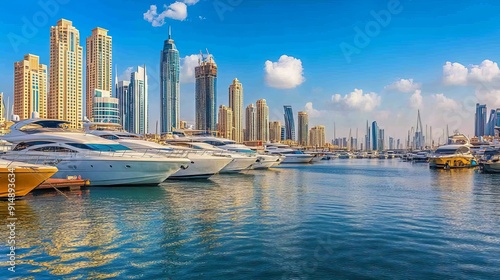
[
  {"xmin": 443, "ymin": 59, "xmax": 500, "ymax": 85},
  {"xmin": 264, "ymin": 55, "xmax": 305, "ymax": 89},
  {"xmin": 180, "ymin": 54, "xmax": 200, "ymax": 83},
  {"xmin": 304, "ymin": 102, "xmax": 324, "ymax": 118},
  {"xmin": 143, "ymin": 2, "xmax": 189, "ymax": 26},
  {"xmin": 331, "ymin": 88, "xmax": 381, "ymax": 112},
  {"xmin": 385, "ymin": 78, "xmax": 421, "ymax": 93},
  {"xmin": 410, "ymin": 89, "xmax": 423, "ymax": 109},
  {"xmin": 183, "ymin": 0, "xmax": 199, "ymax": 5},
  {"xmin": 475, "ymin": 86, "xmax": 500, "ymax": 108},
  {"xmin": 468, "ymin": 60, "xmax": 500, "ymax": 83},
  {"xmin": 432, "ymin": 93, "xmax": 460, "ymax": 111}
]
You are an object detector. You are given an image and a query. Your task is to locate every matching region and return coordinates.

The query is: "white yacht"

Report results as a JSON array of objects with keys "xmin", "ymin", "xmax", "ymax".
[
  {"xmin": 86, "ymin": 124, "xmax": 232, "ymax": 179},
  {"xmin": 166, "ymin": 141, "xmax": 257, "ymax": 173},
  {"xmin": 264, "ymin": 143, "xmax": 314, "ymax": 163},
  {"xmin": 173, "ymin": 136, "xmax": 282, "ymax": 169},
  {"xmin": 0, "ymin": 119, "xmax": 191, "ymax": 186}
]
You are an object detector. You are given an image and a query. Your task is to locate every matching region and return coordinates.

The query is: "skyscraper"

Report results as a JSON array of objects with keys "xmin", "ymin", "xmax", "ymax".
[
  {"xmin": 486, "ymin": 109, "xmax": 497, "ymax": 136},
  {"xmin": 256, "ymin": 99, "xmax": 269, "ymax": 142},
  {"xmin": 269, "ymin": 121, "xmax": 282, "ymax": 143},
  {"xmin": 309, "ymin": 125, "xmax": 325, "ymax": 147},
  {"xmin": 229, "ymin": 78, "xmax": 243, "ymax": 143},
  {"xmin": 297, "ymin": 111, "xmax": 309, "ymax": 146},
  {"xmin": 115, "ymin": 78, "xmax": 130, "ymax": 129},
  {"xmin": 128, "ymin": 65, "xmax": 148, "ymax": 134},
  {"xmin": 86, "ymin": 27, "xmax": 112, "ymax": 120},
  {"xmin": 371, "ymin": 121, "xmax": 378, "ymax": 151},
  {"xmin": 14, "ymin": 54, "xmax": 47, "ymax": 119},
  {"xmin": 497, "ymin": 109, "xmax": 500, "ymax": 127},
  {"xmin": 283, "ymin": 105, "xmax": 295, "ymax": 141},
  {"xmin": 92, "ymin": 89, "xmax": 119, "ymax": 124},
  {"xmin": 218, "ymin": 105, "xmax": 233, "ymax": 139},
  {"xmin": 245, "ymin": 103, "xmax": 256, "ymax": 141},
  {"xmin": 475, "ymin": 103, "xmax": 487, "ymax": 137},
  {"xmin": 378, "ymin": 128, "xmax": 385, "ymax": 151},
  {"xmin": 48, "ymin": 19, "xmax": 83, "ymax": 128},
  {"xmin": 365, "ymin": 120, "xmax": 371, "ymax": 152},
  {"xmin": 160, "ymin": 27, "xmax": 180, "ymax": 133},
  {"xmin": 195, "ymin": 53, "xmax": 217, "ymax": 132}
]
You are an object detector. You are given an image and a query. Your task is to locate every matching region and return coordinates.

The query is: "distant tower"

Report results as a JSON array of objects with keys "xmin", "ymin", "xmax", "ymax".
[
  {"xmin": 195, "ymin": 52, "xmax": 218, "ymax": 132},
  {"xmin": 128, "ymin": 65, "xmax": 148, "ymax": 134},
  {"xmin": 371, "ymin": 121, "xmax": 378, "ymax": 151},
  {"xmin": 283, "ymin": 105, "xmax": 295, "ymax": 141},
  {"xmin": 256, "ymin": 99, "xmax": 269, "ymax": 142},
  {"xmin": 229, "ymin": 78, "xmax": 243, "ymax": 142},
  {"xmin": 298, "ymin": 111, "xmax": 309, "ymax": 146},
  {"xmin": 218, "ymin": 105, "xmax": 233, "ymax": 139},
  {"xmin": 245, "ymin": 103, "xmax": 256, "ymax": 141},
  {"xmin": 475, "ymin": 104, "xmax": 487, "ymax": 137},
  {"xmin": 160, "ymin": 26, "xmax": 180, "ymax": 133},
  {"xmin": 269, "ymin": 121, "xmax": 282, "ymax": 143}
]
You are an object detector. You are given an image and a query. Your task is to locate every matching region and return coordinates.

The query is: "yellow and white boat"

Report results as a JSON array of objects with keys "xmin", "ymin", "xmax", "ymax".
[
  {"xmin": 428, "ymin": 133, "xmax": 477, "ymax": 169},
  {"xmin": 0, "ymin": 159, "xmax": 58, "ymax": 198}
]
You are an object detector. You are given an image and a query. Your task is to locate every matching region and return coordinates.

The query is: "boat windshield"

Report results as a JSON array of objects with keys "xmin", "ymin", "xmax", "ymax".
[
  {"xmin": 434, "ymin": 148, "xmax": 459, "ymax": 155},
  {"xmin": 67, "ymin": 143, "xmax": 131, "ymax": 151},
  {"xmin": 227, "ymin": 148, "xmax": 254, "ymax": 153}
]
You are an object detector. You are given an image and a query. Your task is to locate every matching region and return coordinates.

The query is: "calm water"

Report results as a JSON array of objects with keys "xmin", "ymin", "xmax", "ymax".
[{"xmin": 2, "ymin": 159, "xmax": 500, "ymax": 279}]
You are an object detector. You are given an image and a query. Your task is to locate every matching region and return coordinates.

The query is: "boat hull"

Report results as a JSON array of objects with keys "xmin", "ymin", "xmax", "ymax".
[
  {"xmin": 220, "ymin": 157, "xmax": 256, "ymax": 173},
  {"xmin": 251, "ymin": 155, "xmax": 281, "ymax": 170},
  {"xmin": 429, "ymin": 155, "xmax": 476, "ymax": 169},
  {"xmin": 481, "ymin": 162, "xmax": 500, "ymax": 173},
  {"xmin": 168, "ymin": 155, "xmax": 231, "ymax": 180},
  {"xmin": 0, "ymin": 164, "xmax": 58, "ymax": 198},
  {"xmin": 281, "ymin": 155, "xmax": 314, "ymax": 164}
]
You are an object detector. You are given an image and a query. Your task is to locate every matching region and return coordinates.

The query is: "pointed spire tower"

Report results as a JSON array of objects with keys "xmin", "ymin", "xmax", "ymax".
[{"xmin": 160, "ymin": 26, "xmax": 180, "ymax": 134}]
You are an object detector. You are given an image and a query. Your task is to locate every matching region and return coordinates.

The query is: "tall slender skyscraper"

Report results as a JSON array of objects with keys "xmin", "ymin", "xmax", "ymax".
[
  {"xmin": 160, "ymin": 27, "xmax": 180, "ymax": 133},
  {"xmin": 371, "ymin": 121, "xmax": 379, "ymax": 151},
  {"xmin": 218, "ymin": 105, "xmax": 233, "ymax": 139},
  {"xmin": 86, "ymin": 27, "xmax": 112, "ymax": 120},
  {"xmin": 245, "ymin": 103, "xmax": 256, "ymax": 141},
  {"xmin": 115, "ymin": 76, "xmax": 130, "ymax": 129},
  {"xmin": 475, "ymin": 104, "xmax": 487, "ymax": 137},
  {"xmin": 48, "ymin": 19, "xmax": 83, "ymax": 128},
  {"xmin": 229, "ymin": 78, "xmax": 243, "ymax": 143},
  {"xmin": 0, "ymin": 92, "xmax": 5, "ymax": 123},
  {"xmin": 195, "ymin": 53, "xmax": 218, "ymax": 132},
  {"xmin": 486, "ymin": 109, "xmax": 497, "ymax": 136},
  {"xmin": 128, "ymin": 65, "xmax": 148, "ymax": 134},
  {"xmin": 14, "ymin": 54, "xmax": 47, "ymax": 119},
  {"xmin": 256, "ymin": 99, "xmax": 269, "ymax": 142},
  {"xmin": 283, "ymin": 105, "xmax": 295, "ymax": 141},
  {"xmin": 297, "ymin": 111, "xmax": 309, "ymax": 146}
]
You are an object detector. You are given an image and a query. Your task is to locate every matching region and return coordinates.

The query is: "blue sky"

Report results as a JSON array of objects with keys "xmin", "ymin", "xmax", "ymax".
[{"xmin": 1, "ymin": 0, "xmax": 500, "ymax": 142}]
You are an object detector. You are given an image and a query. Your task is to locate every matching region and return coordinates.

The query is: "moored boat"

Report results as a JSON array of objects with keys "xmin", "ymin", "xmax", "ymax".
[
  {"xmin": 428, "ymin": 133, "xmax": 477, "ymax": 169},
  {"xmin": 0, "ymin": 159, "xmax": 58, "ymax": 198}
]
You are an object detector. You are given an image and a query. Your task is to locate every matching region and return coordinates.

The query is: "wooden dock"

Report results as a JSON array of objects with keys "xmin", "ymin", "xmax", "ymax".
[{"xmin": 37, "ymin": 178, "xmax": 90, "ymax": 191}]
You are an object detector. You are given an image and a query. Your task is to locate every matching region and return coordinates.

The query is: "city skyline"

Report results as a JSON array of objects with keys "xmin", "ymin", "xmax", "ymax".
[{"xmin": 2, "ymin": 1, "xmax": 500, "ymax": 140}]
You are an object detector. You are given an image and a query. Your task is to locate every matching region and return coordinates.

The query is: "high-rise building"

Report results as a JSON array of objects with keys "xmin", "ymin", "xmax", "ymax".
[
  {"xmin": 297, "ymin": 111, "xmax": 308, "ymax": 146},
  {"xmin": 115, "ymin": 79, "xmax": 130, "ymax": 129},
  {"xmin": 128, "ymin": 65, "xmax": 148, "ymax": 134},
  {"xmin": 389, "ymin": 137, "xmax": 394, "ymax": 150},
  {"xmin": 497, "ymin": 109, "xmax": 500, "ymax": 127},
  {"xmin": 0, "ymin": 92, "xmax": 5, "ymax": 123},
  {"xmin": 256, "ymin": 99, "xmax": 269, "ymax": 142},
  {"xmin": 86, "ymin": 27, "xmax": 112, "ymax": 120},
  {"xmin": 160, "ymin": 27, "xmax": 180, "ymax": 133},
  {"xmin": 269, "ymin": 121, "xmax": 281, "ymax": 143},
  {"xmin": 48, "ymin": 19, "xmax": 83, "ymax": 129},
  {"xmin": 371, "ymin": 121, "xmax": 378, "ymax": 151},
  {"xmin": 179, "ymin": 120, "xmax": 187, "ymax": 129},
  {"xmin": 283, "ymin": 105, "xmax": 295, "ymax": 141},
  {"xmin": 378, "ymin": 128, "xmax": 385, "ymax": 151},
  {"xmin": 229, "ymin": 78, "xmax": 243, "ymax": 143},
  {"xmin": 310, "ymin": 125, "xmax": 325, "ymax": 147},
  {"xmin": 195, "ymin": 54, "xmax": 217, "ymax": 132},
  {"xmin": 245, "ymin": 103, "xmax": 256, "ymax": 141},
  {"xmin": 486, "ymin": 109, "xmax": 497, "ymax": 136},
  {"xmin": 475, "ymin": 103, "xmax": 487, "ymax": 137},
  {"xmin": 218, "ymin": 105, "xmax": 233, "ymax": 139},
  {"xmin": 92, "ymin": 89, "xmax": 119, "ymax": 124},
  {"xmin": 14, "ymin": 54, "xmax": 47, "ymax": 119},
  {"xmin": 280, "ymin": 126, "xmax": 286, "ymax": 141}
]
